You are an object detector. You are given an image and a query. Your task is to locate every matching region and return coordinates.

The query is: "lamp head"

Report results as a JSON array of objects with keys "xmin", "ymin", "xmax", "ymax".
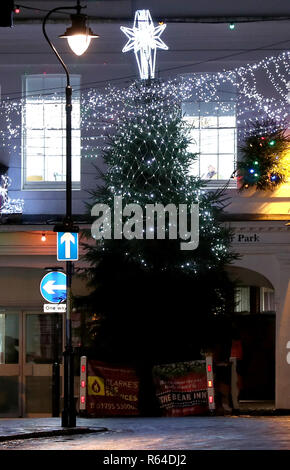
[{"xmin": 59, "ymin": 13, "xmax": 99, "ymax": 56}]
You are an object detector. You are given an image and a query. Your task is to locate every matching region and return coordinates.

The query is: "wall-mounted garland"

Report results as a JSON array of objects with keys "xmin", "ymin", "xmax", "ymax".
[{"xmin": 237, "ymin": 120, "xmax": 290, "ymax": 191}]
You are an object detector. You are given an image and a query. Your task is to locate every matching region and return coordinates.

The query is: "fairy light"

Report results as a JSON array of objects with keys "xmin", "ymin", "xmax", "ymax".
[
  {"xmin": 0, "ymin": 174, "xmax": 24, "ymax": 214},
  {"xmin": 84, "ymin": 80, "xmax": 234, "ymax": 274},
  {"xmin": 76, "ymin": 51, "xmax": 290, "ymax": 162},
  {"xmin": 0, "ymin": 49, "xmax": 289, "ymax": 212}
]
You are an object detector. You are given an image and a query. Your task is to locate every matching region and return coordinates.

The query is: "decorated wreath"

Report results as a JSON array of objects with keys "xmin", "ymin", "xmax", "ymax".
[{"xmin": 237, "ymin": 120, "xmax": 290, "ymax": 191}]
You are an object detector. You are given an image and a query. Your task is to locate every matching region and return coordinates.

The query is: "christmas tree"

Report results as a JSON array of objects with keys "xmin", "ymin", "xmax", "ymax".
[
  {"xmin": 237, "ymin": 120, "xmax": 290, "ymax": 191},
  {"xmin": 79, "ymin": 80, "xmax": 236, "ymax": 365}
]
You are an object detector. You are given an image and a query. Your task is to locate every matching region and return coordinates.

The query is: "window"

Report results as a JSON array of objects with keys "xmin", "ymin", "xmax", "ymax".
[
  {"xmin": 234, "ymin": 286, "xmax": 275, "ymax": 314},
  {"xmin": 22, "ymin": 74, "xmax": 81, "ymax": 189},
  {"xmin": 234, "ymin": 287, "xmax": 250, "ymax": 313},
  {"xmin": 183, "ymin": 101, "xmax": 236, "ymax": 187},
  {"xmin": 260, "ymin": 287, "xmax": 275, "ymax": 313}
]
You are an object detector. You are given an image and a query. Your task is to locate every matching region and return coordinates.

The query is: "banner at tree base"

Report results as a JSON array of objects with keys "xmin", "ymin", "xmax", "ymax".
[
  {"xmin": 152, "ymin": 360, "xmax": 209, "ymax": 416},
  {"xmin": 86, "ymin": 360, "xmax": 140, "ymax": 416}
]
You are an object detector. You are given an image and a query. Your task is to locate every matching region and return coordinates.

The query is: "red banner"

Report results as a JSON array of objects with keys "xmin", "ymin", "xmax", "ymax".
[
  {"xmin": 86, "ymin": 360, "xmax": 140, "ymax": 416},
  {"xmin": 152, "ymin": 361, "xmax": 209, "ymax": 416}
]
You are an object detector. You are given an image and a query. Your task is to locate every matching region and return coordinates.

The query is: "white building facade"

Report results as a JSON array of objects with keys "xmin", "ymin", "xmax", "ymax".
[{"xmin": 0, "ymin": 0, "xmax": 290, "ymax": 415}]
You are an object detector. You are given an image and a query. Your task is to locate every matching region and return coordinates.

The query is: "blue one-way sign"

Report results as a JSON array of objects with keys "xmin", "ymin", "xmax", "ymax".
[
  {"xmin": 57, "ymin": 232, "xmax": 78, "ymax": 261},
  {"xmin": 40, "ymin": 271, "xmax": 67, "ymax": 304}
]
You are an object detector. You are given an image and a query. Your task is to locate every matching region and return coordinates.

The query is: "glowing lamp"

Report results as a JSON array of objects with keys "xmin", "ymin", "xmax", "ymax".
[
  {"xmin": 229, "ymin": 23, "xmax": 235, "ymax": 30},
  {"xmin": 59, "ymin": 14, "xmax": 99, "ymax": 56},
  {"xmin": 41, "ymin": 233, "xmax": 46, "ymax": 242}
]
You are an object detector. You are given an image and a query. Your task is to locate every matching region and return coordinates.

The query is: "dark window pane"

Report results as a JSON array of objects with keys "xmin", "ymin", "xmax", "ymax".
[
  {"xmin": 0, "ymin": 313, "xmax": 19, "ymax": 364},
  {"xmin": 26, "ymin": 314, "xmax": 62, "ymax": 364}
]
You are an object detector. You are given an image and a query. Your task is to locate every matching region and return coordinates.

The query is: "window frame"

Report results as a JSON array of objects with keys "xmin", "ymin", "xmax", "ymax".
[
  {"xmin": 21, "ymin": 74, "xmax": 81, "ymax": 191},
  {"xmin": 183, "ymin": 100, "xmax": 237, "ymax": 189}
]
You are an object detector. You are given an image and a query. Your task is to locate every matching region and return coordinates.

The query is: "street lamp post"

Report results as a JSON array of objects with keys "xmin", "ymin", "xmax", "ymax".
[{"xmin": 42, "ymin": 1, "xmax": 98, "ymax": 428}]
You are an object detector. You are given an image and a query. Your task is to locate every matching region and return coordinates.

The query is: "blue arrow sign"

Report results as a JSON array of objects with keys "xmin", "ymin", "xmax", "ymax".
[
  {"xmin": 57, "ymin": 232, "xmax": 78, "ymax": 261},
  {"xmin": 40, "ymin": 271, "xmax": 67, "ymax": 304}
]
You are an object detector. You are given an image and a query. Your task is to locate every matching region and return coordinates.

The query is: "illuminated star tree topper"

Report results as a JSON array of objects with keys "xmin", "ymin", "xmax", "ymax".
[{"xmin": 120, "ymin": 9, "xmax": 168, "ymax": 80}]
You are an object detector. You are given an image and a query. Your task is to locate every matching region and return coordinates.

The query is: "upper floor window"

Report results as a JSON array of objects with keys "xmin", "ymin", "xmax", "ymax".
[
  {"xmin": 22, "ymin": 74, "xmax": 81, "ymax": 190},
  {"xmin": 183, "ymin": 101, "xmax": 236, "ymax": 187}
]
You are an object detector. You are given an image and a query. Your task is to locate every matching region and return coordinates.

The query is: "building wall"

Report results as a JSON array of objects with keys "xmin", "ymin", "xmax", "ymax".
[
  {"xmin": 0, "ymin": 229, "xmax": 89, "ymax": 307},
  {"xmin": 0, "ymin": 64, "xmax": 108, "ymax": 215},
  {"xmin": 226, "ymin": 183, "xmax": 290, "ymax": 217}
]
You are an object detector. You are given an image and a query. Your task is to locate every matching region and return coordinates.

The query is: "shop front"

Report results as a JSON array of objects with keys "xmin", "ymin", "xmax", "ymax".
[
  {"xmin": 1, "ymin": 222, "xmax": 290, "ymax": 415},
  {"xmin": 0, "ymin": 229, "xmax": 89, "ymax": 417}
]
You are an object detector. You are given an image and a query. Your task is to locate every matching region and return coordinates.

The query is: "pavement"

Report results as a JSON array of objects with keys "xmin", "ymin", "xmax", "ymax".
[
  {"xmin": 0, "ymin": 400, "xmax": 289, "ymax": 447},
  {"xmin": 1, "ymin": 415, "xmax": 290, "ymax": 450},
  {"xmin": 0, "ymin": 417, "xmax": 108, "ymax": 442},
  {"xmin": 0, "ymin": 403, "xmax": 289, "ymax": 443}
]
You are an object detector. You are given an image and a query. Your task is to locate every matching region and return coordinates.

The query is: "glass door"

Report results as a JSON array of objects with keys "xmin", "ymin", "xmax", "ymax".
[
  {"xmin": 23, "ymin": 312, "xmax": 63, "ymax": 417},
  {"xmin": 0, "ymin": 311, "xmax": 21, "ymax": 417},
  {"xmin": 0, "ymin": 310, "xmax": 63, "ymax": 417}
]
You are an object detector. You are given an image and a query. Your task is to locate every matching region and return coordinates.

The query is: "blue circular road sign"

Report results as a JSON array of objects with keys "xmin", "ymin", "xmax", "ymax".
[{"xmin": 40, "ymin": 271, "xmax": 67, "ymax": 304}]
